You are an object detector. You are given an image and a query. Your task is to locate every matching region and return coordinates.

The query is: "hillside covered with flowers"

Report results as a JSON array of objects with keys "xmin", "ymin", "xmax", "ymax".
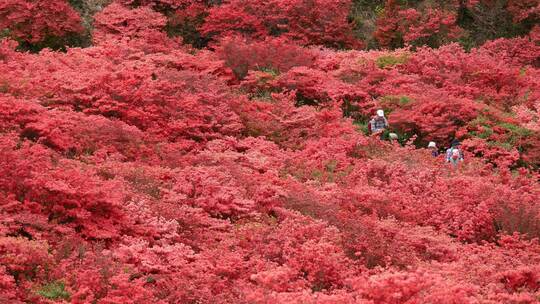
[{"xmin": 1, "ymin": 0, "xmax": 540, "ymax": 302}]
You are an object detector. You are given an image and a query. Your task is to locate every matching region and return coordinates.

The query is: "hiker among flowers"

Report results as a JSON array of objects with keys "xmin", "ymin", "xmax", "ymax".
[
  {"xmin": 368, "ymin": 109, "xmax": 388, "ymax": 139},
  {"xmin": 428, "ymin": 141, "xmax": 439, "ymax": 157},
  {"xmin": 446, "ymin": 139, "xmax": 464, "ymax": 165}
]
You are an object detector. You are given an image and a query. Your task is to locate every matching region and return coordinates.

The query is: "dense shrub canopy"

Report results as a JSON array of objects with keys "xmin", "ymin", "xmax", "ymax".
[{"xmin": 1, "ymin": 0, "xmax": 540, "ymax": 303}]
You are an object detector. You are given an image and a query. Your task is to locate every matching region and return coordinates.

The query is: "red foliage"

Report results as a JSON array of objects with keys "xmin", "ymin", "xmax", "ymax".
[
  {"xmin": 0, "ymin": 136, "xmax": 128, "ymax": 240},
  {"xmin": 387, "ymin": 92, "xmax": 479, "ymax": 143},
  {"xmin": 500, "ymin": 266, "xmax": 540, "ymax": 292},
  {"xmin": 1, "ymin": 1, "xmax": 540, "ymax": 303},
  {"xmin": 201, "ymin": 0, "xmax": 360, "ymax": 48},
  {"xmin": 0, "ymin": 43, "xmax": 242, "ymax": 142},
  {"xmin": 215, "ymin": 36, "xmax": 318, "ymax": 79},
  {"xmin": 121, "ymin": 0, "xmax": 193, "ymax": 9},
  {"xmin": 0, "ymin": 265, "xmax": 18, "ymax": 303},
  {"xmin": 92, "ymin": 2, "xmax": 184, "ymax": 52},
  {"xmin": 0, "ymin": 0, "xmax": 83, "ymax": 43},
  {"xmin": 0, "ymin": 237, "xmax": 51, "ymax": 283},
  {"xmin": 93, "ymin": 2, "xmax": 167, "ymax": 40},
  {"xmin": 507, "ymin": 0, "xmax": 540, "ymax": 22},
  {"xmin": 478, "ymin": 36, "xmax": 540, "ymax": 67},
  {"xmin": 375, "ymin": 0, "xmax": 462, "ymax": 48}
]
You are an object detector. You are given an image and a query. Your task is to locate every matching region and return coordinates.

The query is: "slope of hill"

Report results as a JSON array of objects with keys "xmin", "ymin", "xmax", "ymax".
[{"xmin": 1, "ymin": 0, "xmax": 540, "ymax": 303}]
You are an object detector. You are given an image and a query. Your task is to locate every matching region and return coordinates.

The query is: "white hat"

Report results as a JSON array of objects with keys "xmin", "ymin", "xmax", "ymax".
[
  {"xmin": 377, "ymin": 109, "xmax": 384, "ymax": 117},
  {"xmin": 389, "ymin": 133, "xmax": 398, "ymax": 140},
  {"xmin": 428, "ymin": 141, "xmax": 436, "ymax": 148}
]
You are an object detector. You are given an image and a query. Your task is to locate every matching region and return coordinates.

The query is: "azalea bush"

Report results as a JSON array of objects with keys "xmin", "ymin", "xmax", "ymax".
[{"xmin": 0, "ymin": 0, "xmax": 84, "ymax": 48}]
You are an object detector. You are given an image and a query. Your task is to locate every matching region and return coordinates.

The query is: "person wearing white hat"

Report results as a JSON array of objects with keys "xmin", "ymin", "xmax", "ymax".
[
  {"xmin": 368, "ymin": 109, "xmax": 388, "ymax": 138},
  {"xmin": 428, "ymin": 141, "xmax": 439, "ymax": 157}
]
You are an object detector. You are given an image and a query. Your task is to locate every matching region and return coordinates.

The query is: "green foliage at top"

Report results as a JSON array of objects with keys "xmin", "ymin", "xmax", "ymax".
[
  {"xmin": 375, "ymin": 54, "xmax": 409, "ymax": 69},
  {"xmin": 498, "ymin": 122, "xmax": 533, "ymax": 146},
  {"xmin": 380, "ymin": 95, "xmax": 414, "ymax": 107},
  {"xmin": 37, "ymin": 281, "xmax": 70, "ymax": 300},
  {"xmin": 353, "ymin": 120, "xmax": 370, "ymax": 135},
  {"xmin": 469, "ymin": 115, "xmax": 494, "ymax": 139},
  {"xmin": 257, "ymin": 67, "xmax": 280, "ymax": 77},
  {"xmin": 469, "ymin": 114, "xmax": 533, "ymax": 151}
]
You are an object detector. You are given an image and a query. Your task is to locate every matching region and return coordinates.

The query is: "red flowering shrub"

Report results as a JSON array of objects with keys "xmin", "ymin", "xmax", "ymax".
[
  {"xmin": 478, "ymin": 36, "xmax": 540, "ymax": 67},
  {"xmin": 92, "ymin": 2, "xmax": 184, "ymax": 52},
  {"xmin": 201, "ymin": 0, "xmax": 360, "ymax": 48},
  {"xmin": 0, "ymin": 237, "xmax": 51, "ymax": 283},
  {"xmin": 374, "ymin": 0, "xmax": 462, "ymax": 48},
  {"xmin": 0, "ymin": 135, "xmax": 129, "ymax": 240},
  {"xmin": 23, "ymin": 110, "xmax": 146, "ymax": 158},
  {"xmin": 0, "ymin": 42, "xmax": 242, "ymax": 142},
  {"xmin": 121, "ymin": 0, "xmax": 193, "ymax": 9},
  {"xmin": 372, "ymin": 0, "xmax": 540, "ymax": 49},
  {"xmin": 349, "ymin": 270, "xmax": 435, "ymax": 302},
  {"xmin": 53, "ymin": 249, "xmax": 163, "ymax": 303},
  {"xmin": 0, "ymin": 0, "xmax": 83, "ymax": 45},
  {"xmin": 500, "ymin": 266, "xmax": 540, "ymax": 293},
  {"xmin": 0, "ymin": 265, "xmax": 18, "ymax": 302},
  {"xmin": 0, "ymin": 94, "xmax": 44, "ymax": 131},
  {"xmin": 1, "ymin": 2, "xmax": 540, "ymax": 302},
  {"xmin": 507, "ymin": 0, "xmax": 540, "ymax": 22},
  {"xmin": 215, "ymin": 36, "xmax": 318, "ymax": 79},
  {"xmin": 93, "ymin": 2, "xmax": 167, "ymax": 40},
  {"xmin": 386, "ymin": 92, "xmax": 479, "ymax": 143}
]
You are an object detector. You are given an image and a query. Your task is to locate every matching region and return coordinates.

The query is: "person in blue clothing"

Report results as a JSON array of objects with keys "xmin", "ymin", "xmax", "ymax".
[
  {"xmin": 446, "ymin": 139, "xmax": 464, "ymax": 165},
  {"xmin": 368, "ymin": 109, "xmax": 389, "ymax": 139}
]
